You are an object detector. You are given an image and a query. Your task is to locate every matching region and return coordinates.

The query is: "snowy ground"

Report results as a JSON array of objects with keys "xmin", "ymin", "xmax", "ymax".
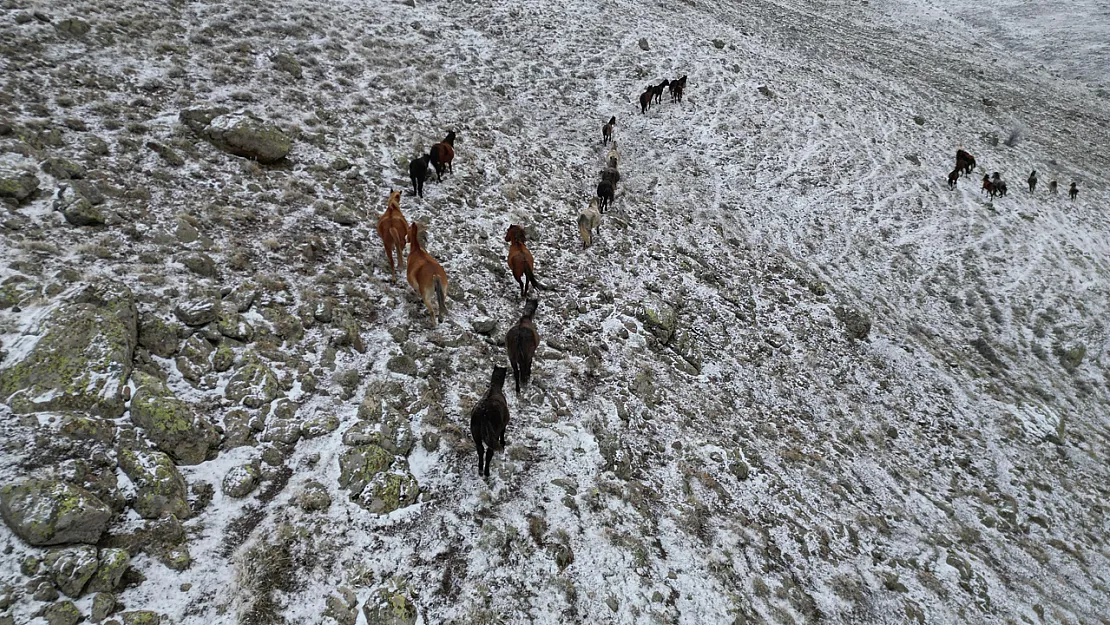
[{"xmin": 1, "ymin": 0, "xmax": 1109, "ymax": 623}]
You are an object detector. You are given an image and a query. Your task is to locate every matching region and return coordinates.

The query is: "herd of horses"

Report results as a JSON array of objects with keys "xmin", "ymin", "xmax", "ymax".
[
  {"xmin": 386, "ymin": 76, "xmax": 686, "ymax": 477},
  {"xmin": 947, "ymin": 148, "xmax": 1079, "ymax": 200}
]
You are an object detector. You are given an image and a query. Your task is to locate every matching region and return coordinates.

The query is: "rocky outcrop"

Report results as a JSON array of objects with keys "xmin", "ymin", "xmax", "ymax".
[
  {"xmin": 0, "ymin": 281, "xmax": 137, "ymax": 417},
  {"xmin": 190, "ymin": 111, "xmax": 292, "ymax": 164},
  {"xmin": 0, "ymin": 479, "xmax": 111, "ymax": 546},
  {"xmin": 45, "ymin": 545, "xmax": 99, "ymax": 597},
  {"xmin": 117, "ymin": 448, "xmax": 190, "ymax": 520},
  {"xmin": 129, "ymin": 371, "xmax": 220, "ymax": 465},
  {"xmin": 0, "ymin": 168, "xmax": 39, "ymax": 204},
  {"xmin": 225, "ymin": 352, "xmax": 282, "ymax": 408}
]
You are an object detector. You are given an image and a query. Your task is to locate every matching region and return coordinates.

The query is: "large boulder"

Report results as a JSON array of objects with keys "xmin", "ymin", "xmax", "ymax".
[
  {"xmin": 221, "ymin": 462, "xmax": 260, "ymax": 498},
  {"xmin": 137, "ymin": 313, "xmax": 179, "ymax": 358},
  {"xmin": 0, "ymin": 479, "xmax": 111, "ymax": 546},
  {"xmin": 86, "ymin": 548, "xmax": 129, "ymax": 593},
  {"xmin": 201, "ymin": 113, "xmax": 291, "ymax": 164},
  {"xmin": 129, "ymin": 371, "xmax": 220, "ymax": 465},
  {"xmin": 0, "ymin": 281, "xmax": 137, "ymax": 417},
  {"xmin": 117, "ymin": 448, "xmax": 190, "ymax": 519},
  {"xmin": 0, "ymin": 168, "xmax": 39, "ymax": 204}
]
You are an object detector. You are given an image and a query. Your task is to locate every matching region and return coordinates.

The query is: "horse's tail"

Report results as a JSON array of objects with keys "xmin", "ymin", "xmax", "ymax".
[
  {"xmin": 514, "ymin": 331, "xmax": 534, "ymax": 390},
  {"xmin": 523, "ymin": 264, "xmax": 550, "ymax": 291},
  {"xmin": 434, "ymin": 275, "xmax": 447, "ymax": 319}
]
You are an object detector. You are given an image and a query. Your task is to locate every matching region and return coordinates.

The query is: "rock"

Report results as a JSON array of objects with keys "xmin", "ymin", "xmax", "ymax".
[
  {"xmin": 172, "ymin": 218, "xmax": 199, "ymax": 243},
  {"xmin": 263, "ymin": 417, "xmax": 301, "ymax": 445},
  {"xmin": 297, "ymin": 481, "xmax": 331, "ymax": 511},
  {"xmin": 175, "ymin": 335, "xmax": 213, "ymax": 382},
  {"xmin": 0, "ymin": 169, "xmax": 39, "ymax": 204},
  {"xmin": 42, "ymin": 600, "xmax": 82, "ymax": 625},
  {"xmin": 55, "ymin": 18, "xmax": 91, "ymax": 37},
  {"xmin": 338, "ymin": 445, "xmax": 393, "ymax": 499},
  {"xmin": 202, "ymin": 113, "xmax": 292, "ymax": 164},
  {"xmin": 1059, "ymin": 344, "xmax": 1086, "ymax": 372},
  {"xmin": 343, "ymin": 411, "xmax": 414, "ymax": 456},
  {"xmin": 221, "ymin": 409, "xmax": 259, "ymax": 448},
  {"xmin": 30, "ymin": 577, "xmax": 59, "ymax": 601},
  {"xmin": 41, "ymin": 157, "xmax": 87, "ymax": 180},
  {"xmin": 212, "ymin": 344, "xmax": 235, "ymax": 372},
  {"xmin": 86, "ymin": 136, "xmax": 109, "ymax": 156},
  {"xmin": 637, "ymin": 301, "xmax": 677, "ymax": 345},
  {"xmin": 331, "ymin": 205, "xmax": 359, "ymax": 226},
  {"xmin": 386, "ymin": 355, "xmax": 417, "ymax": 376},
  {"xmin": 0, "ymin": 281, "xmax": 136, "ymax": 417},
  {"xmin": 58, "ymin": 414, "xmax": 116, "ymax": 444},
  {"xmin": 834, "ymin": 305, "xmax": 872, "ymax": 340},
  {"xmin": 217, "ymin": 312, "xmax": 254, "ymax": 342},
  {"xmin": 221, "ymin": 462, "xmax": 261, "ymax": 498},
  {"xmin": 358, "ymin": 469, "xmax": 419, "ymax": 514},
  {"xmin": 362, "ymin": 583, "xmax": 418, "ymax": 625},
  {"xmin": 904, "ymin": 154, "xmax": 920, "ymax": 166},
  {"xmin": 119, "ymin": 611, "xmax": 162, "ymax": 625},
  {"xmin": 130, "ymin": 371, "xmax": 220, "ymax": 465},
  {"xmin": 45, "ymin": 545, "xmax": 99, "ymax": 597},
  {"xmin": 324, "ymin": 588, "xmax": 359, "ymax": 625},
  {"xmin": 91, "ymin": 593, "xmax": 116, "ymax": 623},
  {"xmin": 173, "ymin": 298, "xmax": 219, "ymax": 326},
  {"xmin": 225, "ymin": 353, "xmax": 283, "ymax": 408},
  {"xmin": 146, "ymin": 142, "xmax": 185, "ymax": 167},
  {"xmin": 913, "ymin": 115, "xmax": 926, "ymax": 126},
  {"xmin": 0, "ymin": 583, "xmax": 14, "ymax": 609},
  {"xmin": 138, "ymin": 313, "xmax": 179, "ymax": 358},
  {"xmin": 86, "ymin": 549, "xmax": 129, "ymax": 594},
  {"xmin": 713, "ymin": 38, "xmax": 725, "ymax": 49},
  {"xmin": 470, "ymin": 319, "xmax": 497, "ymax": 335},
  {"xmin": 181, "ymin": 253, "xmax": 219, "ymax": 279},
  {"xmin": 0, "ymin": 479, "xmax": 111, "ymax": 546},
  {"xmin": 178, "ymin": 107, "xmax": 231, "ymax": 135},
  {"xmin": 271, "ymin": 51, "xmax": 303, "ymax": 79},
  {"xmin": 301, "ymin": 413, "xmax": 340, "ymax": 438},
  {"xmin": 117, "ymin": 448, "xmax": 190, "ymax": 520},
  {"xmin": 63, "ymin": 198, "xmax": 106, "ymax": 227},
  {"xmin": 224, "ymin": 284, "xmax": 257, "ymax": 313},
  {"xmin": 758, "ymin": 85, "xmax": 774, "ymax": 98},
  {"xmin": 638, "ymin": 37, "xmax": 649, "ymax": 51}
]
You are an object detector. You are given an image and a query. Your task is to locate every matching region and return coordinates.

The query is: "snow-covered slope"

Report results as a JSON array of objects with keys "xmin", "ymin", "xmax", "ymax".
[{"xmin": 1, "ymin": 0, "xmax": 1108, "ymax": 623}]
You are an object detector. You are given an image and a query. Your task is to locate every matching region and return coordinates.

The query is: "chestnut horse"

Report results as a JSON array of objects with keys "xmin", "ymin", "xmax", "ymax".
[
  {"xmin": 406, "ymin": 222, "xmax": 449, "ymax": 327},
  {"xmin": 506, "ymin": 224, "xmax": 547, "ymax": 297},
  {"xmin": 429, "ymin": 130, "xmax": 456, "ymax": 182},
  {"xmin": 947, "ymin": 169, "xmax": 960, "ymax": 189},
  {"xmin": 955, "ymin": 149, "xmax": 975, "ymax": 175},
  {"xmin": 505, "ymin": 298, "xmax": 540, "ymax": 394},
  {"xmin": 377, "ymin": 190, "xmax": 409, "ymax": 282},
  {"xmin": 470, "ymin": 365, "xmax": 510, "ymax": 478}
]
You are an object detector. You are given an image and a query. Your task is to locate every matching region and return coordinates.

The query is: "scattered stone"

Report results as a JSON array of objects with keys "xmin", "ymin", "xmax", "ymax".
[
  {"xmin": 178, "ymin": 107, "xmax": 231, "ymax": 135},
  {"xmin": 712, "ymin": 39, "xmax": 725, "ymax": 49},
  {"xmin": 130, "ymin": 371, "xmax": 221, "ymax": 465},
  {"xmin": 638, "ymin": 38, "xmax": 649, "ymax": 51},
  {"xmin": 637, "ymin": 301, "xmax": 677, "ymax": 345},
  {"xmin": 182, "ymin": 253, "xmax": 219, "ymax": 279},
  {"xmin": 91, "ymin": 593, "xmax": 116, "ymax": 623},
  {"xmin": 904, "ymin": 154, "xmax": 920, "ymax": 166},
  {"xmin": 302, "ymin": 413, "xmax": 340, "ymax": 438},
  {"xmin": 0, "ymin": 280, "xmax": 136, "ymax": 417},
  {"xmin": 55, "ymin": 18, "xmax": 91, "ymax": 38},
  {"xmin": 271, "ymin": 51, "xmax": 303, "ymax": 78},
  {"xmin": 41, "ymin": 157, "xmax": 86, "ymax": 180},
  {"xmin": 202, "ymin": 113, "xmax": 292, "ymax": 164},
  {"xmin": 42, "ymin": 600, "xmax": 82, "ymax": 625},
  {"xmin": 757, "ymin": 85, "xmax": 774, "ymax": 98},
  {"xmin": 0, "ymin": 480, "xmax": 110, "ymax": 545},
  {"xmin": 146, "ymin": 142, "xmax": 185, "ymax": 167},
  {"xmin": 222, "ymin": 462, "xmax": 261, "ymax": 498},
  {"xmin": 834, "ymin": 305, "xmax": 872, "ymax": 340},
  {"xmin": 0, "ymin": 169, "xmax": 40, "ymax": 204},
  {"xmin": 331, "ymin": 204, "xmax": 359, "ymax": 226},
  {"xmin": 225, "ymin": 353, "xmax": 283, "ymax": 408},
  {"xmin": 175, "ymin": 335, "xmax": 214, "ymax": 382},
  {"xmin": 86, "ymin": 549, "xmax": 129, "ymax": 594},
  {"xmin": 471, "ymin": 319, "xmax": 497, "ymax": 335},
  {"xmin": 117, "ymin": 448, "xmax": 191, "ymax": 519},
  {"xmin": 212, "ymin": 344, "xmax": 236, "ymax": 372},
  {"xmin": 62, "ymin": 197, "xmax": 106, "ymax": 227},
  {"xmin": 386, "ymin": 355, "xmax": 418, "ymax": 376},
  {"xmin": 217, "ymin": 311, "xmax": 255, "ymax": 342},
  {"xmin": 325, "ymin": 587, "xmax": 359, "ymax": 625},
  {"xmin": 119, "ymin": 611, "xmax": 162, "ymax": 625},
  {"xmin": 362, "ymin": 583, "xmax": 418, "ymax": 625},
  {"xmin": 173, "ymin": 298, "xmax": 220, "ymax": 327},
  {"xmin": 913, "ymin": 115, "xmax": 926, "ymax": 126},
  {"xmin": 138, "ymin": 313, "xmax": 179, "ymax": 358},
  {"xmin": 297, "ymin": 480, "xmax": 332, "ymax": 511},
  {"xmin": 45, "ymin": 545, "xmax": 99, "ymax": 597}
]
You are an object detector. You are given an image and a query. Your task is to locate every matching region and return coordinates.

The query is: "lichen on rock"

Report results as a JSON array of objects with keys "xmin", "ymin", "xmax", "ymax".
[
  {"xmin": 0, "ymin": 479, "xmax": 111, "ymax": 546},
  {"xmin": 117, "ymin": 448, "xmax": 190, "ymax": 520},
  {"xmin": 129, "ymin": 371, "xmax": 220, "ymax": 465}
]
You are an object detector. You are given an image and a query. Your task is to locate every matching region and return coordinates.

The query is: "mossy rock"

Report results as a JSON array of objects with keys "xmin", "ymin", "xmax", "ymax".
[
  {"xmin": 0, "ymin": 479, "xmax": 111, "ymax": 546},
  {"xmin": 42, "ymin": 600, "xmax": 82, "ymax": 625},
  {"xmin": 0, "ymin": 169, "xmax": 39, "ymax": 203},
  {"xmin": 212, "ymin": 344, "xmax": 236, "ymax": 372},
  {"xmin": 63, "ymin": 198, "xmax": 106, "ymax": 227},
  {"xmin": 0, "ymin": 281, "xmax": 137, "ymax": 417},
  {"xmin": 221, "ymin": 463, "xmax": 261, "ymax": 498},
  {"xmin": 45, "ymin": 545, "xmax": 99, "ymax": 597},
  {"xmin": 342, "ymin": 410, "xmax": 413, "ymax": 455},
  {"xmin": 636, "ymin": 301, "xmax": 677, "ymax": 345},
  {"xmin": 175, "ymin": 335, "xmax": 213, "ymax": 383},
  {"xmin": 362, "ymin": 582, "xmax": 418, "ymax": 625},
  {"xmin": 118, "ymin": 448, "xmax": 190, "ymax": 520},
  {"xmin": 202, "ymin": 113, "xmax": 292, "ymax": 164},
  {"xmin": 58, "ymin": 414, "xmax": 116, "ymax": 444},
  {"xmin": 130, "ymin": 371, "xmax": 220, "ymax": 465},
  {"xmin": 137, "ymin": 313, "xmax": 179, "ymax": 359},
  {"xmin": 119, "ymin": 611, "xmax": 163, "ymax": 625},
  {"xmin": 338, "ymin": 444, "xmax": 393, "ymax": 498},
  {"xmin": 301, "ymin": 413, "xmax": 340, "ymax": 439},
  {"xmin": 217, "ymin": 311, "xmax": 254, "ymax": 342},
  {"xmin": 86, "ymin": 548, "xmax": 129, "ymax": 594},
  {"xmin": 358, "ymin": 469, "xmax": 419, "ymax": 514},
  {"xmin": 225, "ymin": 353, "xmax": 282, "ymax": 408}
]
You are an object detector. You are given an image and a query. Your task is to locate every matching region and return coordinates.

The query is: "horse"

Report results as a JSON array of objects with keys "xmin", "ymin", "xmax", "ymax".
[
  {"xmin": 947, "ymin": 169, "xmax": 960, "ymax": 189},
  {"xmin": 981, "ymin": 175, "xmax": 997, "ymax": 198},
  {"xmin": 1027, "ymin": 170, "xmax": 1037, "ymax": 193},
  {"xmin": 405, "ymin": 222, "xmax": 449, "ymax": 327},
  {"xmin": 602, "ymin": 116, "xmax": 616, "ymax": 145},
  {"xmin": 651, "ymin": 79, "xmax": 671, "ymax": 104},
  {"xmin": 599, "ymin": 167, "xmax": 621, "ymax": 188},
  {"xmin": 376, "ymin": 190, "xmax": 409, "ymax": 282},
  {"xmin": 955, "ymin": 149, "xmax": 975, "ymax": 175},
  {"xmin": 597, "ymin": 180, "xmax": 614, "ymax": 213},
  {"xmin": 1049, "ymin": 180, "xmax": 1058, "ymax": 194},
  {"xmin": 606, "ymin": 141, "xmax": 620, "ymax": 169},
  {"xmin": 428, "ymin": 130, "xmax": 456, "ymax": 182},
  {"xmin": 409, "ymin": 154, "xmax": 431, "ymax": 198},
  {"xmin": 1069, "ymin": 182, "xmax": 1078, "ymax": 200},
  {"xmin": 505, "ymin": 298, "xmax": 540, "ymax": 395},
  {"xmin": 506, "ymin": 224, "xmax": 548, "ymax": 298},
  {"xmin": 989, "ymin": 172, "xmax": 1007, "ymax": 197},
  {"xmin": 671, "ymin": 83, "xmax": 684, "ymax": 103},
  {"xmin": 469, "ymin": 366, "xmax": 510, "ymax": 478},
  {"xmin": 578, "ymin": 198, "xmax": 601, "ymax": 248},
  {"xmin": 639, "ymin": 89, "xmax": 653, "ymax": 114}
]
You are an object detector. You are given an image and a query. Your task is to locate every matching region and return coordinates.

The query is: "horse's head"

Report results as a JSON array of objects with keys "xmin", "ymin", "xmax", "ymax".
[
  {"xmin": 505, "ymin": 224, "xmax": 526, "ymax": 243},
  {"xmin": 408, "ymin": 222, "xmax": 428, "ymax": 246},
  {"xmin": 388, "ymin": 189, "xmax": 402, "ymax": 207},
  {"xmin": 445, "ymin": 130, "xmax": 457, "ymax": 144}
]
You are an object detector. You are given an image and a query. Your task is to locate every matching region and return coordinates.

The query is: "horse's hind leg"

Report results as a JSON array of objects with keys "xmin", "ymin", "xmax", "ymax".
[{"xmin": 484, "ymin": 447, "xmax": 495, "ymax": 477}]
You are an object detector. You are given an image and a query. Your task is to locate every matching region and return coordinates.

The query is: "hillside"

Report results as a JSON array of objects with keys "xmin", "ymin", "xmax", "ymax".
[{"xmin": 1, "ymin": 0, "xmax": 1109, "ymax": 624}]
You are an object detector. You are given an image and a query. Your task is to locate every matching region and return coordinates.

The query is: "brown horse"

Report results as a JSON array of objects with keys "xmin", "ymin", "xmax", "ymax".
[
  {"xmin": 669, "ymin": 74, "xmax": 688, "ymax": 100},
  {"xmin": 1069, "ymin": 182, "xmax": 1078, "ymax": 200},
  {"xmin": 505, "ymin": 299, "xmax": 540, "ymax": 394},
  {"xmin": 406, "ymin": 222, "xmax": 449, "ymax": 327},
  {"xmin": 651, "ymin": 79, "xmax": 671, "ymax": 104},
  {"xmin": 428, "ymin": 131, "xmax": 456, "ymax": 182},
  {"xmin": 578, "ymin": 198, "xmax": 601, "ymax": 248},
  {"xmin": 955, "ymin": 149, "xmax": 975, "ymax": 175},
  {"xmin": 1027, "ymin": 170, "xmax": 1037, "ymax": 193},
  {"xmin": 639, "ymin": 89, "xmax": 653, "ymax": 114},
  {"xmin": 1048, "ymin": 180, "xmax": 1058, "ymax": 194},
  {"xmin": 947, "ymin": 169, "xmax": 960, "ymax": 189},
  {"xmin": 470, "ymin": 365, "xmax": 509, "ymax": 478},
  {"xmin": 377, "ymin": 190, "xmax": 409, "ymax": 282},
  {"xmin": 506, "ymin": 224, "xmax": 546, "ymax": 298},
  {"xmin": 671, "ymin": 83, "xmax": 684, "ymax": 103},
  {"xmin": 602, "ymin": 116, "xmax": 616, "ymax": 145}
]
